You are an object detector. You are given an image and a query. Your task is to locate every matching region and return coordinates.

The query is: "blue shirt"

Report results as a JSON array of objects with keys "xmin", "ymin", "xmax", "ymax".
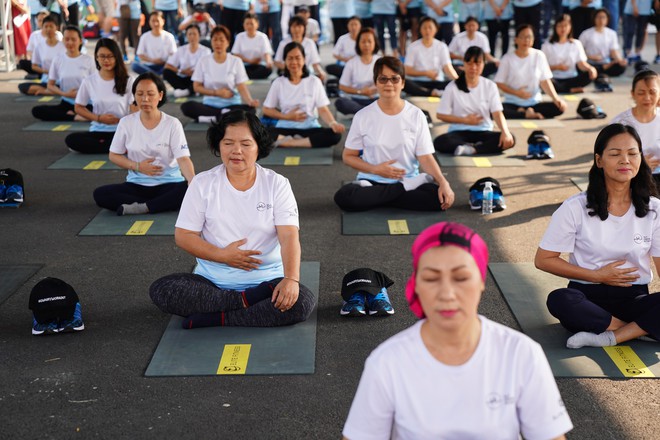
[
  {"xmin": 223, "ymin": 0, "xmax": 249, "ymax": 10},
  {"xmin": 482, "ymin": 0, "xmax": 514, "ymax": 20},
  {"xmin": 328, "ymin": 0, "xmax": 355, "ymax": 17},
  {"xmin": 254, "ymin": 0, "xmax": 281, "ymax": 13},
  {"xmin": 424, "ymin": 0, "xmax": 455, "ymax": 24},
  {"xmin": 371, "ymin": 0, "xmax": 397, "ymax": 15},
  {"xmin": 511, "ymin": 0, "xmax": 543, "ymax": 7},
  {"xmin": 624, "ymin": 0, "xmax": 653, "ymax": 15}
]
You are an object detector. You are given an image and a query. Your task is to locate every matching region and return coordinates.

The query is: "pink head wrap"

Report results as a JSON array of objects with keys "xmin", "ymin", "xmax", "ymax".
[{"xmin": 405, "ymin": 222, "xmax": 489, "ymax": 318}]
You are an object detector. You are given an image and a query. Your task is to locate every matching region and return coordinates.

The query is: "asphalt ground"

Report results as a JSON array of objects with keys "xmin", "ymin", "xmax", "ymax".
[{"xmin": 1, "ymin": 40, "xmax": 660, "ymax": 439}]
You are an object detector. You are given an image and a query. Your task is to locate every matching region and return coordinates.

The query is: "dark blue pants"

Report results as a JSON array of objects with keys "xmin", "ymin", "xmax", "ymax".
[
  {"xmin": 257, "ymin": 11, "xmax": 282, "ymax": 56},
  {"xmin": 372, "ymin": 14, "xmax": 398, "ymax": 52}
]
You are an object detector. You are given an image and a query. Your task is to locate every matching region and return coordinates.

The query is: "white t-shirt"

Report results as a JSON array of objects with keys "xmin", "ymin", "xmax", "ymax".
[
  {"xmin": 405, "ymin": 39, "xmax": 452, "ymax": 82},
  {"xmin": 436, "ymin": 78, "xmax": 503, "ymax": 132},
  {"xmin": 494, "ymin": 49, "xmax": 553, "ymax": 107},
  {"xmin": 26, "ymin": 30, "xmax": 63, "ymax": 53},
  {"xmin": 345, "ymin": 101, "xmax": 434, "ymax": 183},
  {"xmin": 191, "ymin": 53, "xmax": 249, "ymax": 108},
  {"xmin": 232, "ymin": 31, "xmax": 274, "ymax": 62},
  {"xmin": 579, "ymin": 27, "xmax": 620, "ymax": 64},
  {"xmin": 48, "ymin": 53, "xmax": 95, "ymax": 105},
  {"xmin": 109, "ymin": 112, "xmax": 190, "ymax": 186},
  {"xmin": 166, "ymin": 44, "xmax": 212, "ymax": 73},
  {"xmin": 611, "ymin": 109, "xmax": 660, "ymax": 170},
  {"xmin": 32, "ymin": 41, "xmax": 66, "ymax": 82},
  {"xmin": 448, "ymin": 31, "xmax": 491, "ymax": 65},
  {"xmin": 136, "ymin": 30, "xmax": 178, "ymax": 65},
  {"xmin": 263, "ymin": 75, "xmax": 330, "ymax": 129},
  {"xmin": 175, "ymin": 164, "xmax": 300, "ymax": 290},
  {"xmin": 541, "ymin": 39, "xmax": 588, "ymax": 79},
  {"xmin": 274, "ymin": 37, "xmax": 321, "ymax": 69},
  {"xmin": 332, "ymin": 33, "xmax": 357, "ymax": 61},
  {"xmin": 339, "ymin": 55, "xmax": 380, "ymax": 98},
  {"xmin": 178, "ymin": 15, "xmax": 216, "ymax": 40},
  {"xmin": 305, "ymin": 17, "xmax": 321, "ymax": 39},
  {"xmin": 75, "ymin": 72, "xmax": 135, "ymax": 132},
  {"xmin": 539, "ymin": 192, "xmax": 660, "ymax": 285},
  {"xmin": 343, "ymin": 317, "xmax": 573, "ymax": 440}
]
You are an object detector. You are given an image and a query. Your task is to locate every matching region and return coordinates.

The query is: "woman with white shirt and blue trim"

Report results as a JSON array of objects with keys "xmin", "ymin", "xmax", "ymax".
[
  {"xmin": 93, "ymin": 72, "xmax": 195, "ymax": 216},
  {"xmin": 327, "ymin": 15, "xmax": 361, "ymax": 79},
  {"xmin": 132, "ymin": 11, "xmax": 178, "ymax": 75}
]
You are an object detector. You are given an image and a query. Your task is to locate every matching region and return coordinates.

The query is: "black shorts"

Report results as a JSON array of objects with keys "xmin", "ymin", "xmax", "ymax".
[{"xmin": 397, "ymin": 6, "xmax": 421, "ymax": 30}]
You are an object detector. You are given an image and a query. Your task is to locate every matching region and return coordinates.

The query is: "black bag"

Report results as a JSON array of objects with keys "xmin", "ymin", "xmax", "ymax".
[{"xmin": 0, "ymin": 168, "xmax": 25, "ymax": 205}]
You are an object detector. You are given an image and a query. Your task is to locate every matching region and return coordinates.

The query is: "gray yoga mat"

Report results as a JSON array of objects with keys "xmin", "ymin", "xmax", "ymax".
[
  {"xmin": 0, "ymin": 264, "xmax": 42, "ymax": 305},
  {"xmin": 258, "ymin": 147, "xmax": 333, "ymax": 166},
  {"xmin": 490, "ymin": 263, "xmax": 660, "ymax": 378},
  {"xmin": 78, "ymin": 210, "xmax": 178, "ymax": 236},
  {"xmin": 507, "ymin": 119, "xmax": 564, "ymax": 129},
  {"xmin": 14, "ymin": 95, "xmax": 57, "ymax": 103},
  {"xmin": 571, "ymin": 176, "xmax": 588, "ymax": 192},
  {"xmin": 342, "ymin": 207, "xmax": 444, "ymax": 235},
  {"xmin": 22, "ymin": 121, "xmax": 91, "ymax": 132},
  {"xmin": 435, "ymin": 152, "xmax": 524, "ymax": 167},
  {"xmin": 184, "ymin": 122, "xmax": 210, "ymax": 132},
  {"xmin": 145, "ymin": 261, "xmax": 320, "ymax": 376},
  {"xmin": 48, "ymin": 153, "xmax": 121, "ymax": 170}
]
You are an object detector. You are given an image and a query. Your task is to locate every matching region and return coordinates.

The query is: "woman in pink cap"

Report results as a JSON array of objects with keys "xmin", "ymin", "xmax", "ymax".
[{"xmin": 343, "ymin": 222, "xmax": 573, "ymax": 440}]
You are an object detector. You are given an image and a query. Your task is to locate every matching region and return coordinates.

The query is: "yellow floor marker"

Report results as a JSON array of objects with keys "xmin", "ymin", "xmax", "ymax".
[
  {"xmin": 245, "ymin": 80, "xmax": 254, "ymax": 85},
  {"xmin": 284, "ymin": 156, "xmax": 301, "ymax": 166},
  {"xmin": 563, "ymin": 94, "xmax": 578, "ymax": 102},
  {"xmin": 472, "ymin": 157, "xmax": 492, "ymax": 167},
  {"xmin": 520, "ymin": 121, "xmax": 538, "ymax": 129},
  {"xmin": 388, "ymin": 219, "xmax": 410, "ymax": 235},
  {"xmin": 126, "ymin": 220, "xmax": 154, "ymax": 235},
  {"xmin": 52, "ymin": 124, "xmax": 72, "ymax": 131},
  {"xmin": 603, "ymin": 346, "xmax": 655, "ymax": 378},
  {"xmin": 217, "ymin": 344, "xmax": 251, "ymax": 375},
  {"xmin": 83, "ymin": 161, "xmax": 106, "ymax": 170},
  {"xmin": 174, "ymin": 97, "xmax": 187, "ymax": 103},
  {"xmin": 38, "ymin": 96, "xmax": 54, "ymax": 102},
  {"xmin": 427, "ymin": 96, "xmax": 440, "ymax": 103}
]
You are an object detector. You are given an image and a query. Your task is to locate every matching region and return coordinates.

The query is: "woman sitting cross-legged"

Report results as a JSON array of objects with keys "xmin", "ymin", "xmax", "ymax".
[
  {"xmin": 262, "ymin": 42, "xmax": 345, "ymax": 148},
  {"xmin": 334, "ymin": 56, "xmax": 454, "ymax": 212},
  {"xmin": 579, "ymin": 8, "xmax": 627, "ymax": 80},
  {"xmin": 163, "ymin": 24, "xmax": 212, "ymax": 98},
  {"xmin": 149, "ymin": 110, "xmax": 316, "ymax": 328},
  {"xmin": 181, "ymin": 25, "xmax": 259, "ymax": 124},
  {"xmin": 93, "ymin": 72, "xmax": 195, "ymax": 216},
  {"xmin": 231, "ymin": 12, "xmax": 274, "ymax": 80},
  {"xmin": 131, "ymin": 11, "xmax": 177, "ymax": 76},
  {"xmin": 434, "ymin": 46, "xmax": 515, "ymax": 156}
]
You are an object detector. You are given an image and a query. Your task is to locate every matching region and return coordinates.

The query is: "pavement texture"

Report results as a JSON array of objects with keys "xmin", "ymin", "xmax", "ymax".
[{"xmin": 1, "ymin": 39, "xmax": 660, "ymax": 440}]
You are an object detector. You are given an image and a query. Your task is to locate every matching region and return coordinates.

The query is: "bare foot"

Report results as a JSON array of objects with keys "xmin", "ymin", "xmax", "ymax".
[
  {"xmin": 569, "ymin": 87, "xmax": 584, "ymax": 94},
  {"xmin": 73, "ymin": 114, "xmax": 86, "ymax": 122},
  {"xmin": 525, "ymin": 107, "xmax": 544, "ymax": 119}
]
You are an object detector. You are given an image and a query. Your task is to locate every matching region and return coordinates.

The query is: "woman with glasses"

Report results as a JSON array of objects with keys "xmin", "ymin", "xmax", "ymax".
[
  {"xmin": 334, "ymin": 56, "xmax": 454, "ymax": 212},
  {"xmin": 65, "ymin": 39, "xmax": 136, "ymax": 154},
  {"xmin": 262, "ymin": 42, "xmax": 345, "ymax": 148}
]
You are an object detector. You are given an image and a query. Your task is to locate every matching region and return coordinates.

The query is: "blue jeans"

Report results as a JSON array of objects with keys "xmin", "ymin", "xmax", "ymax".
[
  {"xmin": 132, "ymin": 61, "xmax": 165, "ymax": 75},
  {"xmin": 160, "ymin": 9, "xmax": 180, "ymax": 39},
  {"xmin": 623, "ymin": 13, "xmax": 650, "ymax": 54},
  {"xmin": 258, "ymin": 10, "xmax": 282, "ymax": 53},
  {"xmin": 603, "ymin": 0, "xmax": 620, "ymax": 31},
  {"xmin": 372, "ymin": 14, "xmax": 398, "ymax": 52},
  {"xmin": 203, "ymin": 3, "xmax": 222, "ymax": 26},
  {"xmin": 542, "ymin": 0, "xmax": 563, "ymax": 40}
]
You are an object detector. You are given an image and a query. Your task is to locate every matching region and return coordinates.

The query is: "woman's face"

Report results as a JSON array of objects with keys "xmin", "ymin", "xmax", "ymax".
[
  {"xmin": 150, "ymin": 15, "xmax": 164, "ymax": 32},
  {"xmin": 212, "ymin": 32, "xmax": 229, "ymax": 54},
  {"xmin": 285, "ymin": 47, "xmax": 305, "ymax": 77},
  {"xmin": 134, "ymin": 79, "xmax": 163, "ymax": 113},
  {"xmin": 515, "ymin": 27, "xmax": 534, "ymax": 50},
  {"xmin": 63, "ymin": 30, "xmax": 81, "ymax": 54},
  {"xmin": 358, "ymin": 32, "xmax": 375, "ymax": 56},
  {"xmin": 420, "ymin": 20, "xmax": 437, "ymax": 40},
  {"xmin": 415, "ymin": 246, "xmax": 484, "ymax": 330},
  {"xmin": 96, "ymin": 47, "xmax": 117, "ymax": 71},
  {"xmin": 632, "ymin": 78, "xmax": 660, "ymax": 110},
  {"xmin": 464, "ymin": 57, "xmax": 484, "ymax": 80},
  {"xmin": 465, "ymin": 20, "xmax": 479, "ymax": 35},
  {"xmin": 555, "ymin": 19, "xmax": 571, "ymax": 39},
  {"xmin": 290, "ymin": 23, "xmax": 305, "ymax": 40},
  {"xmin": 42, "ymin": 22, "xmax": 57, "ymax": 38},
  {"xmin": 244, "ymin": 18, "xmax": 258, "ymax": 35},
  {"xmin": 375, "ymin": 65, "xmax": 404, "ymax": 99},
  {"xmin": 348, "ymin": 19, "xmax": 361, "ymax": 36},
  {"xmin": 596, "ymin": 133, "xmax": 642, "ymax": 184},
  {"xmin": 220, "ymin": 123, "xmax": 259, "ymax": 173},
  {"xmin": 594, "ymin": 11, "xmax": 608, "ymax": 28},
  {"xmin": 186, "ymin": 27, "xmax": 200, "ymax": 45}
]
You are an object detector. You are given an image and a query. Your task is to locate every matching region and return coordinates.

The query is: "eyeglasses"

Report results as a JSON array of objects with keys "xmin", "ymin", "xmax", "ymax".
[
  {"xmin": 377, "ymin": 75, "xmax": 402, "ymax": 84},
  {"xmin": 97, "ymin": 54, "xmax": 115, "ymax": 60}
]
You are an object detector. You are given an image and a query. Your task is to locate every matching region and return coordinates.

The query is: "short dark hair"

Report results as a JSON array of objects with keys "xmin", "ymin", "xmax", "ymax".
[
  {"xmin": 549, "ymin": 14, "xmax": 573, "ymax": 43},
  {"xmin": 587, "ymin": 124, "xmax": 657, "ymax": 220},
  {"xmin": 132, "ymin": 72, "xmax": 167, "ymax": 108},
  {"xmin": 348, "ymin": 15, "xmax": 362, "ymax": 25},
  {"xmin": 464, "ymin": 16, "xmax": 480, "ymax": 27},
  {"xmin": 244, "ymin": 12, "xmax": 258, "ymax": 22},
  {"xmin": 419, "ymin": 16, "xmax": 438, "ymax": 31},
  {"xmin": 207, "ymin": 110, "xmax": 274, "ymax": 160},
  {"xmin": 355, "ymin": 27, "xmax": 379, "ymax": 56},
  {"xmin": 513, "ymin": 24, "xmax": 535, "ymax": 49},
  {"xmin": 211, "ymin": 24, "xmax": 232, "ymax": 41},
  {"xmin": 63, "ymin": 25, "xmax": 83, "ymax": 51},
  {"xmin": 149, "ymin": 10, "xmax": 165, "ymax": 21},
  {"xmin": 282, "ymin": 41, "xmax": 310, "ymax": 79},
  {"xmin": 185, "ymin": 23, "xmax": 201, "ymax": 35},
  {"xmin": 592, "ymin": 8, "xmax": 610, "ymax": 25},
  {"xmin": 42, "ymin": 14, "xmax": 59, "ymax": 27},
  {"xmin": 289, "ymin": 15, "xmax": 307, "ymax": 32},
  {"xmin": 632, "ymin": 69, "xmax": 659, "ymax": 92},
  {"xmin": 373, "ymin": 56, "xmax": 405, "ymax": 85}
]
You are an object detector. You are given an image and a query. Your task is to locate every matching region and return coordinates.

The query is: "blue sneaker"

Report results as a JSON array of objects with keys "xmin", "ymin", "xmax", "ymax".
[
  {"xmin": 655, "ymin": 55, "xmax": 660, "ymax": 64},
  {"xmin": 0, "ymin": 184, "xmax": 6, "ymax": 202},
  {"xmin": 57, "ymin": 303, "xmax": 85, "ymax": 333},
  {"xmin": 493, "ymin": 192, "xmax": 506, "ymax": 211},
  {"xmin": 469, "ymin": 189, "xmax": 483, "ymax": 210},
  {"xmin": 340, "ymin": 292, "xmax": 367, "ymax": 316},
  {"xmin": 5, "ymin": 185, "xmax": 23, "ymax": 203},
  {"xmin": 366, "ymin": 288, "xmax": 394, "ymax": 316},
  {"xmin": 538, "ymin": 143, "xmax": 555, "ymax": 159},
  {"xmin": 32, "ymin": 318, "xmax": 59, "ymax": 335},
  {"xmin": 526, "ymin": 143, "xmax": 540, "ymax": 160}
]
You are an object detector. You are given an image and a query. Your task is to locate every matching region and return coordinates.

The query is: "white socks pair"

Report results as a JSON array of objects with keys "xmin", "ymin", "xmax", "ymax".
[
  {"xmin": 402, "ymin": 173, "xmax": 433, "ymax": 191},
  {"xmin": 566, "ymin": 330, "xmax": 616, "ymax": 349}
]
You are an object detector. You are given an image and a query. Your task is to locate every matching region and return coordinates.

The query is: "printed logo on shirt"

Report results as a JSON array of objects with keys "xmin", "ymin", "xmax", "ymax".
[
  {"xmin": 257, "ymin": 202, "xmax": 272, "ymax": 211},
  {"xmin": 180, "ymin": 143, "xmax": 189, "ymax": 150},
  {"xmin": 486, "ymin": 392, "xmax": 514, "ymax": 409},
  {"xmin": 633, "ymin": 234, "xmax": 650, "ymax": 244},
  {"xmin": 289, "ymin": 207, "xmax": 299, "ymax": 218}
]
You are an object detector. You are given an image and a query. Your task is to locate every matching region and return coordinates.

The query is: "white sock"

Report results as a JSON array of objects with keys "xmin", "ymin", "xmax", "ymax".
[
  {"xmin": 401, "ymin": 173, "xmax": 433, "ymax": 191},
  {"xmin": 351, "ymin": 180, "xmax": 372, "ymax": 187},
  {"xmin": 119, "ymin": 202, "xmax": 149, "ymax": 216},
  {"xmin": 566, "ymin": 331, "xmax": 616, "ymax": 349},
  {"xmin": 198, "ymin": 115, "xmax": 216, "ymax": 124}
]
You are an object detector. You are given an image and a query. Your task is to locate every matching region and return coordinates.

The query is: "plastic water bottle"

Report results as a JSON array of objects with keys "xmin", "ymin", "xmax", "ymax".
[{"xmin": 482, "ymin": 182, "xmax": 494, "ymax": 215}]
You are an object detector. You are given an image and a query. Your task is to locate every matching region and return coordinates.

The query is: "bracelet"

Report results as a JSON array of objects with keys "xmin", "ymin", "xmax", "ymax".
[{"xmin": 283, "ymin": 276, "xmax": 299, "ymax": 284}]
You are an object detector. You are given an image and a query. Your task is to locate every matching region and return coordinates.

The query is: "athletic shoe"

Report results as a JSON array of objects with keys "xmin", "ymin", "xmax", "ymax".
[
  {"xmin": 5, "ymin": 185, "xmax": 23, "ymax": 203},
  {"xmin": 340, "ymin": 292, "xmax": 367, "ymax": 317},
  {"xmin": 56, "ymin": 303, "xmax": 85, "ymax": 333},
  {"xmin": 655, "ymin": 55, "xmax": 660, "ymax": 64},
  {"xmin": 526, "ymin": 143, "xmax": 540, "ymax": 160},
  {"xmin": 627, "ymin": 54, "xmax": 641, "ymax": 65},
  {"xmin": 454, "ymin": 144, "xmax": 476, "ymax": 156},
  {"xmin": 32, "ymin": 318, "xmax": 59, "ymax": 335},
  {"xmin": 538, "ymin": 143, "xmax": 555, "ymax": 159},
  {"xmin": 173, "ymin": 88, "xmax": 191, "ymax": 98},
  {"xmin": 0, "ymin": 184, "xmax": 6, "ymax": 202},
  {"xmin": 366, "ymin": 288, "xmax": 395, "ymax": 316},
  {"xmin": 469, "ymin": 189, "xmax": 483, "ymax": 210},
  {"xmin": 493, "ymin": 192, "xmax": 506, "ymax": 211}
]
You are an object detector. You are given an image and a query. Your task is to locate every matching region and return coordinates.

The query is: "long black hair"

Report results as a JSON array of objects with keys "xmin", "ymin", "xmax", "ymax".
[
  {"xmin": 94, "ymin": 38, "xmax": 129, "ymax": 96},
  {"xmin": 586, "ymin": 124, "xmax": 657, "ymax": 220},
  {"xmin": 455, "ymin": 46, "xmax": 485, "ymax": 93}
]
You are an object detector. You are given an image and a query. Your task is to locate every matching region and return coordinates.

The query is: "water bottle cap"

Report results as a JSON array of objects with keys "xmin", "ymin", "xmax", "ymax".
[{"xmin": 484, "ymin": 182, "xmax": 493, "ymax": 188}]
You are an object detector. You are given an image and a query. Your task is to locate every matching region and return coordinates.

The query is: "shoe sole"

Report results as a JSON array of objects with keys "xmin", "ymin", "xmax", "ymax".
[
  {"xmin": 58, "ymin": 323, "xmax": 85, "ymax": 333},
  {"xmin": 368, "ymin": 309, "xmax": 395, "ymax": 316},
  {"xmin": 340, "ymin": 309, "xmax": 366, "ymax": 317}
]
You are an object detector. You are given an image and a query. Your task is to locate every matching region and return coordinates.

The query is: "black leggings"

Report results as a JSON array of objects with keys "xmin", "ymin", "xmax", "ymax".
[
  {"xmin": 334, "ymin": 181, "xmax": 442, "ymax": 212},
  {"xmin": 486, "ymin": 19, "xmax": 511, "ymax": 57},
  {"xmin": 163, "ymin": 69, "xmax": 193, "ymax": 91},
  {"xmin": 335, "ymin": 97, "xmax": 377, "ymax": 115},
  {"xmin": 18, "ymin": 81, "xmax": 46, "ymax": 95},
  {"xmin": 149, "ymin": 273, "xmax": 316, "ymax": 327},
  {"xmin": 65, "ymin": 131, "xmax": 115, "ymax": 154},
  {"xmin": 93, "ymin": 181, "xmax": 188, "ymax": 213},
  {"xmin": 326, "ymin": 63, "xmax": 344, "ymax": 78},
  {"xmin": 404, "ymin": 79, "xmax": 451, "ymax": 97},
  {"xmin": 514, "ymin": 3, "xmax": 542, "ymax": 49},
  {"xmin": 32, "ymin": 101, "xmax": 92, "ymax": 121},
  {"xmin": 18, "ymin": 59, "xmax": 36, "ymax": 74},
  {"xmin": 268, "ymin": 127, "xmax": 341, "ymax": 148},
  {"xmin": 593, "ymin": 62, "xmax": 626, "ymax": 78},
  {"xmin": 502, "ymin": 102, "xmax": 564, "ymax": 119},
  {"xmin": 547, "ymin": 281, "xmax": 660, "ymax": 339},
  {"xmin": 551, "ymin": 70, "xmax": 592, "ymax": 94},
  {"xmin": 180, "ymin": 101, "xmax": 256, "ymax": 121},
  {"xmin": 244, "ymin": 64, "xmax": 273, "ymax": 79},
  {"xmin": 434, "ymin": 130, "xmax": 514, "ymax": 155}
]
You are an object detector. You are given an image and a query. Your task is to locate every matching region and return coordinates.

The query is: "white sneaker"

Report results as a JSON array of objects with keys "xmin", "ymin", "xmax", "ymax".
[
  {"xmin": 173, "ymin": 89, "xmax": 190, "ymax": 98},
  {"xmin": 454, "ymin": 144, "xmax": 476, "ymax": 156}
]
